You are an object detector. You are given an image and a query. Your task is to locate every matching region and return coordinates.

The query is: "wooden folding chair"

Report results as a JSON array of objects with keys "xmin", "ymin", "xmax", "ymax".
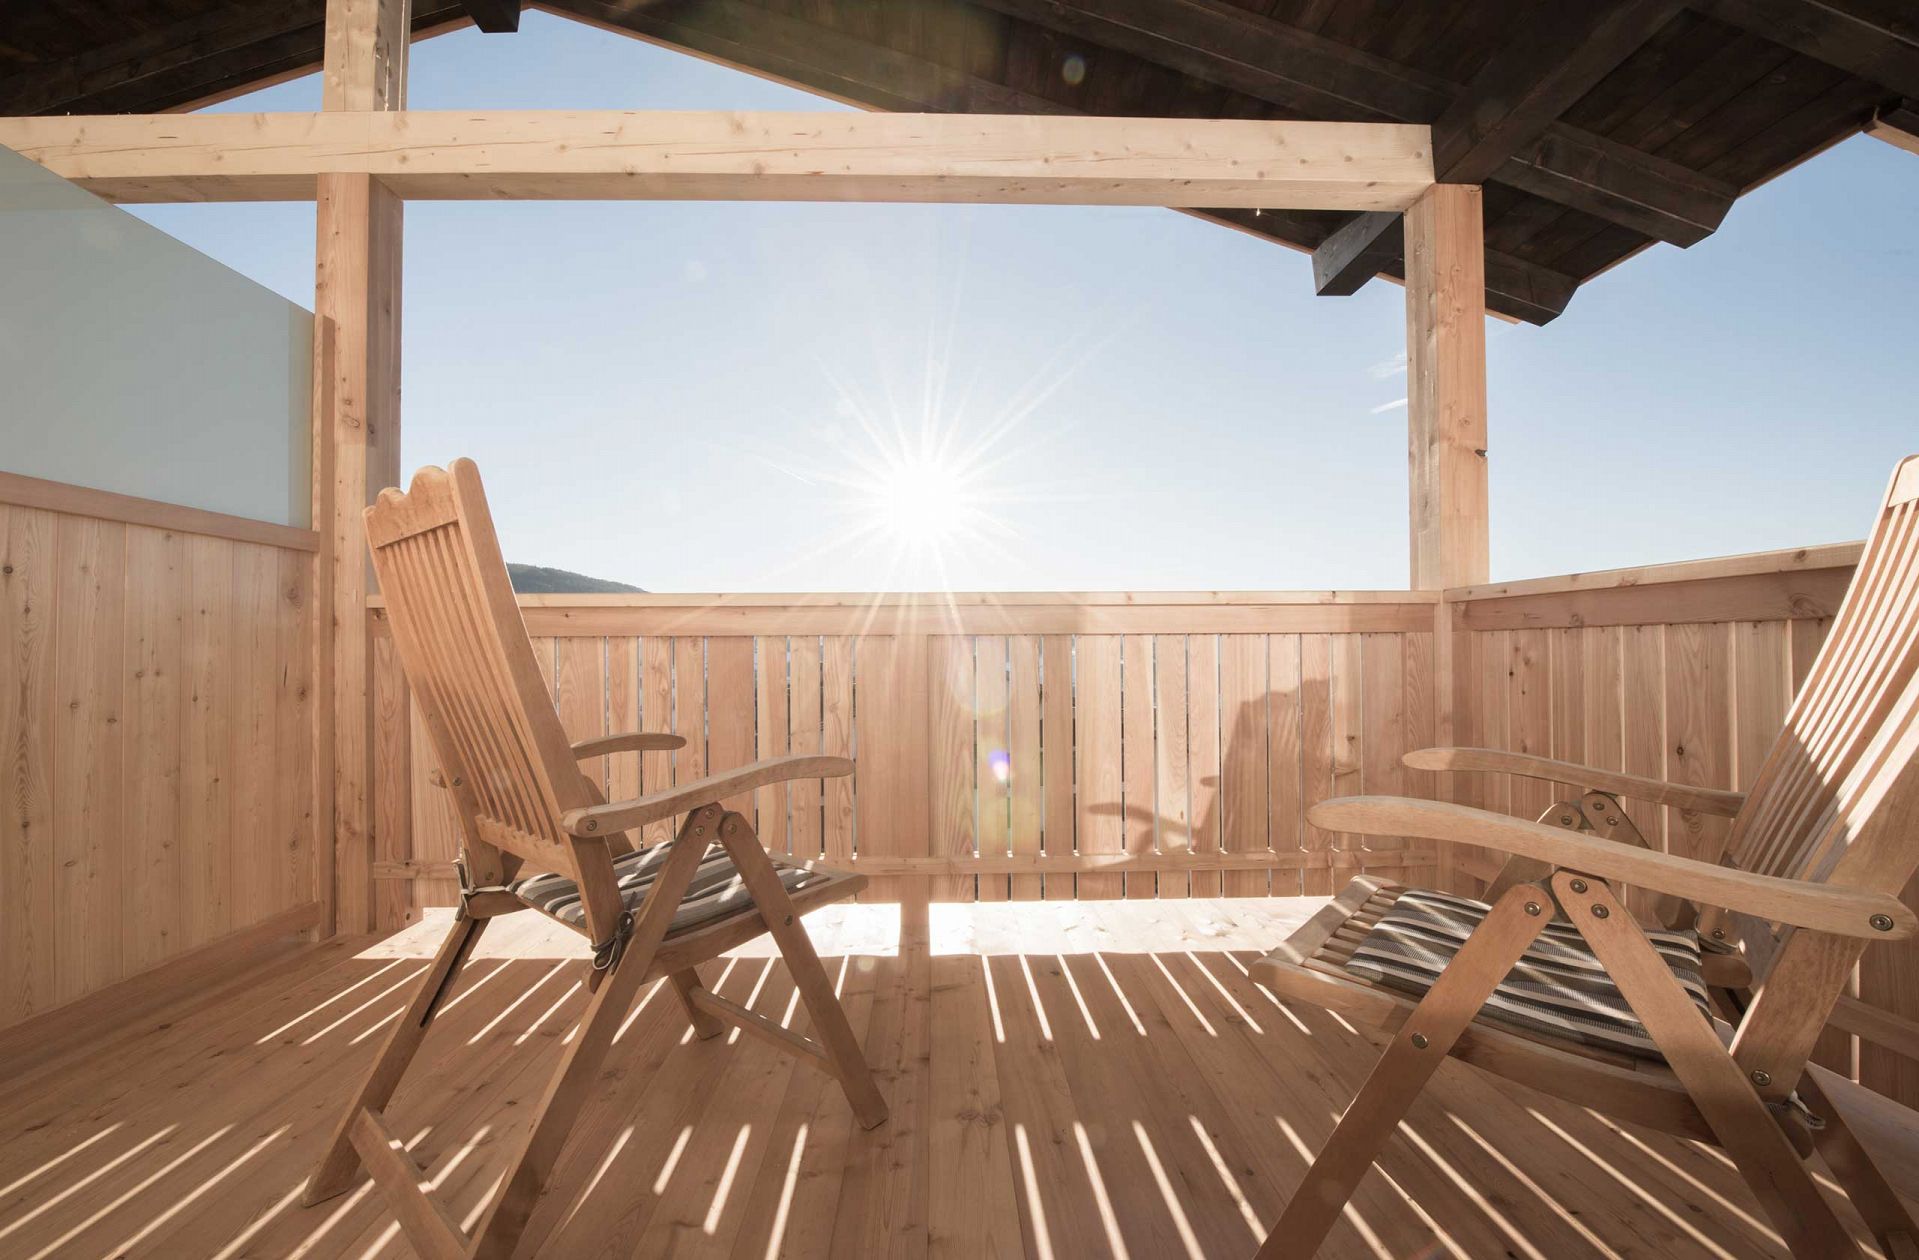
[
  {"xmin": 301, "ymin": 460, "xmax": 886, "ymax": 1260},
  {"xmin": 1253, "ymin": 454, "xmax": 1919, "ymax": 1259}
]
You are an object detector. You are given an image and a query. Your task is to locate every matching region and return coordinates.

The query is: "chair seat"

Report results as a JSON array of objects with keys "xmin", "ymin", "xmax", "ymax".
[
  {"xmin": 1339, "ymin": 885, "xmax": 1713, "ymax": 1061},
  {"xmin": 512, "ymin": 840, "xmax": 829, "ymax": 939}
]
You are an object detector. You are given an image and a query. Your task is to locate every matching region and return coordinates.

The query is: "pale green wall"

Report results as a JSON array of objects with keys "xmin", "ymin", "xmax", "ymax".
[{"xmin": 0, "ymin": 145, "xmax": 311, "ymax": 527}]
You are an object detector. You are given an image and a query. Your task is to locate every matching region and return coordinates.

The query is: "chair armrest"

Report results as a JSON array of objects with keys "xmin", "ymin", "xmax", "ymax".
[
  {"xmin": 572, "ymin": 730, "xmax": 687, "ymax": 759},
  {"xmin": 562, "ymin": 754, "xmax": 852, "ymax": 837},
  {"xmin": 1309, "ymin": 796, "xmax": 1913, "ymax": 940},
  {"xmin": 1404, "ymin": 747, "xmax": 1746, "ymax": 817}
]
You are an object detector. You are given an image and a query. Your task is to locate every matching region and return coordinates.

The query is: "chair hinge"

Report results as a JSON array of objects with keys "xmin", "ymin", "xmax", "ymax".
[
  {"xmin": 1772, "ymin": 1091, "xmax": 1827, "ymax": 1132},
  {"xmin": 453, "ymin": 855, "xmax": 513, "ymax": 922},
  {"xmin": 591, "ymin": 911, "xmax": 636, "ymax": 973}
]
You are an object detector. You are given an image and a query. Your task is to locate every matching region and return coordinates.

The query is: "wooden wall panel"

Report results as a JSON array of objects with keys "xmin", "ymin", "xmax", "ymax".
[
  {"xmin": 0, "ymin": 502, "xmax": 316, "ymax": 1032},
  {"xmin": 1074, "ymin": 636, "xmax": 1124, "ymax": 901},
  {"xmin": 706, "ymin": 637, "xmax": 756, "ymax": 816},
  {"xmin": 1298, "ymin": 635, "xmax": 1336, "ymax": 896},
  {"xmin": 1188, "ymin": 634, "xmax": 1224, "ymax": 899},
  {"xmin": 1007, "ymin": 635, "xmax": 1043, "ymax": 901},
  {"xmin": 1120, "ymin": 634, "xmax": 1156, "ymax": 901},
  {"xmin": 788, "ymin": 636, "xmax": 823, "ymax": 863},
  {"xmin": 1268, "ymin": 635, "xmax": 1304, "ymax": 898},
  {"xmin": 1219, "ymin": 634, "xmax": 1270, "ymax": 899},
  {"xmin": 929, "ymin": 636, "xmax": 976, "ymax": 903},
  {"xmin": 752, "ymin": 636, "xmax": 789, "ymax": 856},
  {"xmin": 1040, "ymin": 634, "xmax": 1076, "ymax": 902},
  {"xmin": 1151, "ymin": 634, "xmax": 1190, "ymax": 900}
]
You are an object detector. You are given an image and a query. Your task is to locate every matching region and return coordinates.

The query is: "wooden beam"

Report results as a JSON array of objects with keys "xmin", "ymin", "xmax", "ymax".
[
  {"xmin": 1867, "ymin": 99, "xmax": 1919, "ymax": 155},
  {"xmin": 1404, "ymin": 185, "xmax": 1489, "ymax": 591},
  {"xmin": 461, "ymin": 0, "xmax": 520, "ymax": 33},
  {"xmin": 0, "ymin": 111, "xmax": 1433, "ymax": 211},
  {"xmin": 1316, "ymin": 0, "xmax": 1683, "ymax": 302},
  {"xmin": 964, "ymin": 0, "xmax": 1733, "ymax": 245},
  {"xmin": 316, "ymin": 0, "xmax": 409, "ymax": 938},
  {"xmin": 1702, "ymin": 0, "xmax": 1919, "ymax": 100},
  {"xmin": 1493, "ymin": 126, "xmax": 1733, "ymax": 247},
  {"xmin": 1195, "ymin": 206, "xmax": 1575, "ymax": 324},
  {"xmin": 1314, "ymin": 211, "xmax": 1404, "ymax": 297}
]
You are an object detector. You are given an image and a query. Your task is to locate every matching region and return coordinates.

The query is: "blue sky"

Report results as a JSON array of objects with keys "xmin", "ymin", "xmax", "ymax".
[{"xmin": 133, "ymin": 11, "xmax": 1919, "ymax": 592}]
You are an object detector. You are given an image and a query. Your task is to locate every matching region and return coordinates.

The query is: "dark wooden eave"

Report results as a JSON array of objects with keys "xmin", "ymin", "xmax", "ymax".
[
  {"xmin": 0, "ymin": 0, "xmax": 1907, "ymax": 325},
  {"xmin": 461, "ymin": 0, "xmax": 521, "ymax": 34}
]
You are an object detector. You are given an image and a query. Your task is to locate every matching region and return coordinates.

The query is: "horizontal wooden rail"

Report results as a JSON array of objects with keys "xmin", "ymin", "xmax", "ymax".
[
  {"xmin": 371, "ymin": 592, "xmax": 1440, "ymax": 636},
  {"xmin": 0, "ymin": 111, "xmax": 1434, "ymax": 210},
  {"xmin": 686, "ymin": 988, "xmax": 833, "ymax": 1070},
  {"xmin": 373, "ymin": 851, "xmax": 1435, "ymax": 881},
  {"xmin": 1443, "ymin": 541, "xmax": 1865, "ymax": 603},
  {"xmin": 1444, "ymin": 541, "xmax": 1862, "ymax": 630},
  {"xmin": 0, "ymin": 469, "xmax": 320, "ymax": 552},
  {"xmin": 845, "ymin": 851, "xmax": 1437, "ymax": 876},
  {"xmin": 1831, "ymin": 995, "xmax": 1919, "ymax": 1062}
]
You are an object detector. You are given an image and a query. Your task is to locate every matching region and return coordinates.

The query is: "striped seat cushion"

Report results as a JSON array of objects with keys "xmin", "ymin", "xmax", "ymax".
[
  {"xmin": 1342, "ymin": 887, "xmax": 1713, "ymax": 1061},
  {"xmin": 512, "ymin": 841, "xmax": 824, "ymax": 938}
]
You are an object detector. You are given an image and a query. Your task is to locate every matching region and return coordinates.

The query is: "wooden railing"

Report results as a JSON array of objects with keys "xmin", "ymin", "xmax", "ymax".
[{"xmin": 367, "ymin": 591, "xmax": 1444, "ymax": 922}]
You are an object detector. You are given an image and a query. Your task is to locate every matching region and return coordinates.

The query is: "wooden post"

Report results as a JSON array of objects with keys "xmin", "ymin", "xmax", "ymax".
[
  {"xmin": 1404, "ymin": 183, "xmax": 1489, "ymax": 592},
  {"xmin": 316, "ymin": 0, "xmax": 409, "ymax": 936},
  {"xmin": 1405, "ymin": 183, "xmax": 1488, "ymax": 895}
]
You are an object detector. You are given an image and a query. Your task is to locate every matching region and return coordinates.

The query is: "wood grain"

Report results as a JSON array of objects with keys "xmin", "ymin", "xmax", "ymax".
[
  {"xmin": 0, "ymin": 505, "xmax": 316, "ymax": 1033},
  {"xmin": 0, "ymin": 111, "xmax": 1436, "ymax": 209}
]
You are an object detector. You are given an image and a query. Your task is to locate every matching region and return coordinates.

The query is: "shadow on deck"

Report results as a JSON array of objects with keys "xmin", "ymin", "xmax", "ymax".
[{"xmin": 0, "ymin": 900, "xmax": 1906, "ymax": 1258}]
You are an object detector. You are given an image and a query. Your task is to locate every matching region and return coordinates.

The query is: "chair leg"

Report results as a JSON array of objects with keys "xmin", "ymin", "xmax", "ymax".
[
  {"xmin": 1256, "ymin": 884, "xmax": 1551, "ymax": 1259},
  {"xmin": 670, "ymin": 968, "xmax": 725, "ymax": 1039},
  {"xmin": 1798, "ymin": 1069, "xmax": 1919, "ymax": 1255},
  {"xmin": 465, "ymin": 807, "xmax": 719, "ymax": 1260},
  {"xmin": 1554, "ymin": 873, "xmax": 1864, "ymax": 1260},
  {"xmin": 715, "ymin": 811, "xmax": 890, "ymax": 1130},
  {"xmin": 304, "ymin": 912, "xmax": 488, "ymax": 1206}
]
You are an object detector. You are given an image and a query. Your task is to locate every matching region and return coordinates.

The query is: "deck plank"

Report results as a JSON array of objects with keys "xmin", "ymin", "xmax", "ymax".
[{"xmin": 0, "ymin": 899, "xmax": 1908, "ymax": 1258}]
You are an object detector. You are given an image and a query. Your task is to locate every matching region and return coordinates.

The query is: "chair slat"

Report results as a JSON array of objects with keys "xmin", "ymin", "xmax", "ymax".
[
  {"xmin": 1729, "ymin": 481, "xmax": 1919, "ymax": 896},
  {"xmin": 1747, "ymin": 505, "xmax": 1919, "ymax": 876}
]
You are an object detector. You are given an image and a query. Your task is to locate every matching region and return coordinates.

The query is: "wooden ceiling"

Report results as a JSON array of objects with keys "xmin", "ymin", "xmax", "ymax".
[{"xmin": 3, "ymin": 0, "xmax": 1913, "ymax": 323}]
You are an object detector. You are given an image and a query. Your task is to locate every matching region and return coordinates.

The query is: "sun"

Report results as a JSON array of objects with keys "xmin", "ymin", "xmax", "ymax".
[{"xmin": 875, "ymin": 453, "xmax": 972, "ymax": 545}]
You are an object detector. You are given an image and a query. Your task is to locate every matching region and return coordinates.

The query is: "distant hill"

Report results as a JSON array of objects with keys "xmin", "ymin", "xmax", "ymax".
[{"xmin": 507, "ymin": 563, "xmax": 644, "ymax": 594}]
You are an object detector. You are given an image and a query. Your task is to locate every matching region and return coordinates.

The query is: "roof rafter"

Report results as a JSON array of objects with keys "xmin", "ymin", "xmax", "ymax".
[
  {"xmin": 1867, "ymin": 98, "xmax": 1919, "ymax": 154},
  {"xmin": 460, "ymin": 0, "xmax": 521, "ymax": 35}
]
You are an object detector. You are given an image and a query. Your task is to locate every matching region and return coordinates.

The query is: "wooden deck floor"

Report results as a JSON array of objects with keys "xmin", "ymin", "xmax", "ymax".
[{"xmin": 2, "ymin": 898, "xmax": 1914, "ymax": 1258}]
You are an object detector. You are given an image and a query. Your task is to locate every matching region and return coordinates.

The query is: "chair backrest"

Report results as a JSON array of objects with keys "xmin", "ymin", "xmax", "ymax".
[
  {"xmin": 1726, "ymin": 455, "xmax": 1919, "ymax": 899},
  {"xmin": 366, "ymin": 460, "xmax": 624, "ymax": 940},
  {"xmin": 1718, "ymin": 458, "xmax": 1919, "ymax": 1083}
]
